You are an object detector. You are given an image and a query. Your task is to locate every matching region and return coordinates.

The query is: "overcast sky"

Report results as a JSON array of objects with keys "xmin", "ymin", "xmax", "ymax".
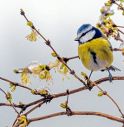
[{"xmin": 0, "ymin": 0, "xmax": 124, "ymax": 127}]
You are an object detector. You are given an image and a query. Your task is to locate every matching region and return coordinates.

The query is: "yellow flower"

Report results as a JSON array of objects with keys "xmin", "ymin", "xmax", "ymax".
[
  {"xmin": 49, "ymin": 59, "xmax": 69, "ymax": 76},
  {"xmin": 38, "ymin": 89, "xmax": 49, "ymax": 95},
  {"xmin": 28, "ymin": 63, "xmax": 52, "ymax": 81},
  {"xmin": 81, "ymin": 72, "xmax": 88, "ymax": 80},
  {"xmin": 60, "ymin": 101, "xmax": 68, "ymax": 109},
  {"xmin": 27, "ymin": 21, "xmax": 33, "ymax": 27},
  {"xmin": 48, "ymin": 59, "xmax": 60, "ymax": 69},
  {"xmin": 59, "ymin": 63, "xmax": 68, "ymax": 74},
  {"xmin": 17, "ymin": 115, "xmax": 28, "ymax": 127},
  {"xmin": 6, "ymin": 92, "xmax": 12, "ymax": 103},
  {"xmin": 9, "ymin": 83, "xmax": 16, "ymax": 92},
  {"xmin": 21, "ymin": 69, "xmax": 30, "ymax": 85},
  {"xmin": 51, "ymin": 52, "xmax": 57, "ymax": 57},
  {"xmin": 98, "ymin": 91, "xmax": 104, "ymax": 97},
  {"xmin": 39, "ymin": 70, "xmax": 52, "ymax": 81},
  {"xmin": 26, "ymin": 29, "xmax": 38, "ymax": 42}
]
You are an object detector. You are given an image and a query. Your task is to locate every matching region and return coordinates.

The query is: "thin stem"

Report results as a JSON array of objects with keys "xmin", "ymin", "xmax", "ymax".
[
  {"xmin": 63, "ymin": 56, "xmax": 79, "ymax": 62},
  {"xmin": 118, "ymin": 29, "xmax": 124, "ymax": 35},
  {"xmin": 106, "ymin": 94, "xmax": 124, "ymax": 117},
  {"xmin": 116, "ymin": 26, "xmax": 124, "ymax": 29},
  {"xmin": 0, "ymin": 103, "xmax": 21, "ymax": 108},
  {"xmin": 113, "ymin": 48, "xmax": 123, "ymax": 51},
  {"xmin": 10, "ymin": 103, "xmax": 20, "ymax": 115},
  {"xmin": 95, "ymin": 84, "xmax": 124, "ymax": 117},
  {"xmin": 25, "ymin": 101, "xmax": 44, "ymax": 115},
  {"xmin": 0, "ymin": 76, "xmax": 32, "ymax": 91},
  {"xmin": 28, "ymin": 111, "xmax": 124, "ymax": 124},
  {"xmin": 67, "ymin": 56, "xmax": 79, "ymax": 60},
  {"xmin": 0, "ymin": 87, "xmax": 7, "ymax": 96},
  {"xmin": 0, "ymin": 87, "xmax": 19, "ymax": 115},
  {"xmin": 114, "ymin": 1, "xmax": 124, "ymax": 11}
]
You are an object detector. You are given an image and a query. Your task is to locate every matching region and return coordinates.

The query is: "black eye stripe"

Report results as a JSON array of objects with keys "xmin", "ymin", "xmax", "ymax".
[{"xmin": 79, "ymin": 28, "xmax": 93, "ymax": 39}]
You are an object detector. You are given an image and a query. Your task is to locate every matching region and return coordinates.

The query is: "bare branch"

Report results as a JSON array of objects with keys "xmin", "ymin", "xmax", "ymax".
[
  {"xmin": 28, "ymin": 111, "xmax": 124, "ymax": 124},
  {"xmin": 25, "ymin": 101, "xmax": 44, "ymax": 115},
  {"xmin": 0, "ymin": 76, "xmax": 32, "ymax": 91}
]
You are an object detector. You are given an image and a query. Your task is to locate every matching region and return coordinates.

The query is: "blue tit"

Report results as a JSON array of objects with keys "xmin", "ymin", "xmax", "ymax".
[{"xmin": 75, "ymin": 24, "xmax": 119, "ymax": 84}]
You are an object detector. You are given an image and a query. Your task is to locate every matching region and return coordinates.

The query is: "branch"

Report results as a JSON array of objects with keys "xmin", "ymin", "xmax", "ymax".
[
  {"xmin": 0, "ymin": 103, "xmax": 21, "ymax": 108},
  {"xmin": 116, "ymin": 26, "xmax": 124, "ymax": 29},
  {"xmin": 0, "ymin": 87, "xmax": 7, "ymax": 96},
  {"xmin": 1, "ymin": 76, "xmax": 124, "ymax": 113},
  {"xmin": 95, "ymin": 84, "xmax": 124, "ymax": 117},
  {"xmin": 23, "ymin": 76, "xmax": 124, "ymax": 118},
  {"xmin": 20, "ymin": 9, "xmax": 88, "ymax": 89},
  {"xmin": 18, "ymin": 76, "xmax": 124, "ymax": 113},
  {"xmin": 24, "ymin": 101, "xmax": 44, "ymax": 115},
  {"xmin": 0, "ymin": 76, "xmax": 32, "ymax": 91},
  {"xmin": 118, "ymin": 29, "xmax": 124, "ymax": 35},
  {"xmin": 28, "ymin": 111, "xmax": 124, "ymax": 124},
  {"xmin": 114, "ymin": 1, "xmax": 124, "ymax": 11},
  {"xmin": 113, "ymin": 48, "xmax": 123, "ymax": 51}
]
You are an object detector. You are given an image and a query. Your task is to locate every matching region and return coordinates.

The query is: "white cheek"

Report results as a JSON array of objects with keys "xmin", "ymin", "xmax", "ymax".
[{"xmin": 80, "ymin": 30, "xmax": 95, "ymax": 43}]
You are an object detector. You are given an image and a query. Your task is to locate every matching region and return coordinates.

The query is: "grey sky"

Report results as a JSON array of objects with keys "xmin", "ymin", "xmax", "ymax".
[{"xmin": 0, "ymin": 0, "xmax": 124, "ymax": 127}]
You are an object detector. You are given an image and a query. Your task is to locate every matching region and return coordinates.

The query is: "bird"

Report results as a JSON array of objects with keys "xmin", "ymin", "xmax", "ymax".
[{"xmin": 75, "ymin": 24, "xmax": 119, "ymax": 89}]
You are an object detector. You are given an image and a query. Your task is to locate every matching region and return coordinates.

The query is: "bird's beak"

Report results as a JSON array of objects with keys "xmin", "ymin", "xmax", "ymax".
[{"xmin": 74, "ymin": 37, "xmax": 79, "ymax": 41}]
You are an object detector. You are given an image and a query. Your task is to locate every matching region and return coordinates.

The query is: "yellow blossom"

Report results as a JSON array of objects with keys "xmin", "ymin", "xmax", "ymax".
[
  {"xmin": 98, "ymin": 91, "xmax": 104, "ymax": 97},
  {"xmin": 9, "ymin": 83, "xmax": 16, "ymax": 92},
  {"xmin": 26, "ymin": 29, "xmax": 38, "ymax": 42},
  {"xmin": 39, "ymin": 70, "xmax": 52, "ymax": 81},
  {"xmin": 17, "ymin": 115, "xmax": 28, "ymax": 127},
  {"xmin": 51, "ymin": 52, "xmax": 57, "ymax": 57},
  {"xmin": 38, "ymin": 89, "xmax": 49, "ymax": 95},
  {"xmin": 21, "ymin": 70, "xmax": 30, "ymax": 85},
  {"xmin": 60, "ymin": 101, "xmax": 68, "ymax": 109},
  {"xmin": 6, "ymin": 92, "xmax": 12, "ymax": 103},
  {"xmin": 27, "ymin": 21, "xmax": 33, "ymax": 27}
]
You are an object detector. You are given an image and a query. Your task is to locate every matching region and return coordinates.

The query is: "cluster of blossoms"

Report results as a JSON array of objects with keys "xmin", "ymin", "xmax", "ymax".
[
  {"xmin": 14, "ymin": 62, "xmax": 52, "ymax": 85},
  {"xmin": 14, "ymin": 20, "xmax": 69, "ymax": 85},
  {"xmin": 97, "ymin": 0, "xmax": 124, "ymax": 57},
  {"xmin": 97, "ymin": 0, "xmax": 124, "ymax": 41},
  {"xmin": 14, "ymin": 58, "xmax": 69, "ymax": 85}
]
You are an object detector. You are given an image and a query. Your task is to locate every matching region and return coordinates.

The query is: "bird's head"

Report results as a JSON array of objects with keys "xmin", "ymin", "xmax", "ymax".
[{"xmin": 75, "ymin": 24, "xmax": 103, "ymax": 44}]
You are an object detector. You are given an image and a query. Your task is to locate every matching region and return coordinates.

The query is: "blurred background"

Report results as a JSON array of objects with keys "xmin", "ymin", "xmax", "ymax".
[{"xmin": 0, "ymin": 0, "xmax": 124, "ymax": 126}]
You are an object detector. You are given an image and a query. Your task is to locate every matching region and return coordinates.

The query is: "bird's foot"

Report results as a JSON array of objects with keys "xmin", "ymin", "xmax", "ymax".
[{"xmin": 108, "ymin": 69, "xmax": 113, "ymax": 82}]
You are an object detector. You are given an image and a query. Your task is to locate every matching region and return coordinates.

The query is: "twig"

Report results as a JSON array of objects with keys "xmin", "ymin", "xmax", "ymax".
[
  {"xmin": 0, "ymin": 103, "xmax": 21, "ymax": 108},
  {"xmin": 0, "ymin": 87, "xmax": 7, "ymax": 96},
  {"xmin": 63, "ymin": 56, "xmax": 79, "ymax": 62},
  {"xmin": 113, "ymin": 48, "xmax": 123, "ymax": 51},
  {"xmin": 106, "ymin": 94, "xmax": 124, "ymax": 117},
  {"xmin": 0, "ymin": 76, "xmax": 32, "ymax": 91},
  {"xmin": 28, "ymin": 111, "xmax": 124, "ymax": 124},
  {"xmin": 114, "ymin": 1, "xmax": 124, "ymax": 11},
  {"xmin": 24, "ymin": 101, "xmax": 44, "ymax": 115},
  {"xmin": 116, "ymin": 26, "xmax": 124, "ymax": 29},
  {"xmin": 0, "ymin": 87, "xmax": 19, "ymax": 115},
  {"xmin": 118, "ymin": 29, "xmax": 124, "ymax": 35},
  {"xmin": 10, "ymin": 103, "xmax": 20, "ymax": 115},
  {"xmin": 95, "ymin": 85, "xmax": 124, "ymax": 117}
]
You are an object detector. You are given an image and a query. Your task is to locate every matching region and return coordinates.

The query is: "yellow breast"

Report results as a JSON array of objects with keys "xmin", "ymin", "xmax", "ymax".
[{"xmin": 78, "ymin": 37, "xmax": 113, "ymax": 71}]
